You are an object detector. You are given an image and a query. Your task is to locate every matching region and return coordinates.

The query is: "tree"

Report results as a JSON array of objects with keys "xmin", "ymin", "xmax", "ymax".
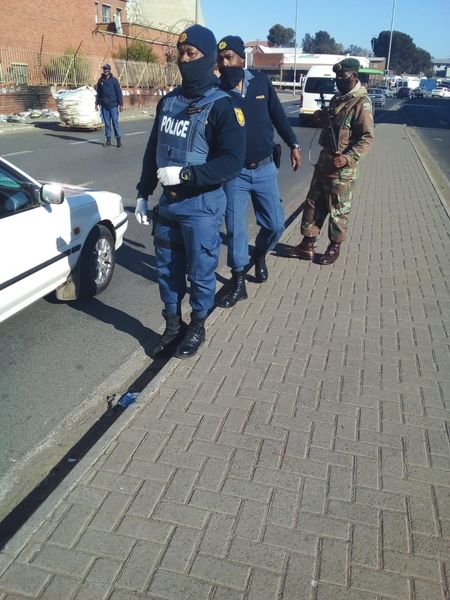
[
  {"xmin": 345, "ymin": 44, "xmax": 372, "ymax": 57},
  {"xmin": 115, "ymin": 40, "xmax": 158, "ymax": 63},
  {"xmin": 302, "ymin": 31, "xmax": 344, "ymax": 54},
  {"xmin": 267, "ymin": 24, "xmax": 296, "ymax": 47},
  {"xmin": 372, "ymin": 30, "xmax": 432, "ymax": 74}
]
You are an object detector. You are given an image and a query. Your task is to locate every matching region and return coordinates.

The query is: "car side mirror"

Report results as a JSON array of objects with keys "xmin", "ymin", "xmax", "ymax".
[{"xmin": 41, "ymin": 183, "xmax": 65, "ymax": 205}]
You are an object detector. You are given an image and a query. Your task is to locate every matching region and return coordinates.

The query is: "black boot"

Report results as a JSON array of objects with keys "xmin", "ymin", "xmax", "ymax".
[
  {"xmin": 149, "ymin": 311, "xmax": 186, "ymax": 359},
  {"xmin": 218, "ymin": 270, "xmax": 248, "ymax": 308},
  {"xmin": 116, "ymin": 137, "xmax": 122, "ymax": 148},
  {"xmin": 317, "ymin": 241, "xmax": 341, "ymax": 265},
  {"xmin": 174, "ymin": 317, "xmax": 205, "ymax": 359},
  {"xmin": 104, "ymin": 137, "xmax": 111, "ymax": 147},
  {"xmin": 283, "ymin": 236, "xmax": 316, "ymax": 260},
  {"xmin": 253, "ymin": 249, "xmax": 268, "ymax": 283}
]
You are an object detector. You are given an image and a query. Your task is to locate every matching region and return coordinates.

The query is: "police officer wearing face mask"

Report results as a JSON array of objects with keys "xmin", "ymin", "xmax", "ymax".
[
  {"xmin": 135, "ymin": 25, "xmax": 246, "ymax": 359},
  {"xmin": 216, "ymin": 35, "xmax": 302, "ymax": 309},
  {"xmin": 285, "ymin": 58, "xmax": 373, "ymax": 265}
]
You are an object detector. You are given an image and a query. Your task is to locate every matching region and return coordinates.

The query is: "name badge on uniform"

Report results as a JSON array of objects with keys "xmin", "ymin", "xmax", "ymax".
[{"xmin": 256, "ymin": 95, "xmax": 265, "ymax": 99}]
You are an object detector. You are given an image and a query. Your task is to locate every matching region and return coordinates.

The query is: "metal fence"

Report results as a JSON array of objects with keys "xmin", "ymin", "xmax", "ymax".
[{"xmin": 0, "ymin": 47, "xmax": 180, "ymax": 89}]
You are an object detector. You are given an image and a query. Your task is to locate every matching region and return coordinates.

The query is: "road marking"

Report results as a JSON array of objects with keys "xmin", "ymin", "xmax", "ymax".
[
  {"xmin": 3, "ymin": 150, "xmax": 33, "ymax": 157},
  {"xmin": 69, "ymin": 139, "xmax": 102, "ymax": 145},
  {"xmin": 123, "ymin": 131, "xmax": 147, "ymax": 136}
]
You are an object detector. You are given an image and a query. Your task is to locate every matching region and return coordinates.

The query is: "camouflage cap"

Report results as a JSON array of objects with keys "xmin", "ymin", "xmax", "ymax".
[{"xmin": 333, "ymin": 58, "xmax": 360, "ymax": 73}]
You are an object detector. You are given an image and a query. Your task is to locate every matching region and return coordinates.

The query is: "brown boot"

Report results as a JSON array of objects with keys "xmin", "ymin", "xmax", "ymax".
[
  {"xmin": 317, "ymin": 241, "xmax": 341, "ymax": 265},
  {"xmin": 283, "ymin": 236, "xmax": 316, "ymax": 260}
]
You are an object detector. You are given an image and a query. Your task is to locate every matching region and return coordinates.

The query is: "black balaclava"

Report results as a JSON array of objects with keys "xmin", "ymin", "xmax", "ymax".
[
  {"xmin": 177, "ymin": 25, "xmax": 218, "ymax": 98},
  {"xmin": 336, "ymin": 75, "xmax": 356, "ymax": 95}
]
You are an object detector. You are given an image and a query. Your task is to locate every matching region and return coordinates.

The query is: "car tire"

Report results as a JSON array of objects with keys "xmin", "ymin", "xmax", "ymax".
[{"xmin": 79, "ymin": 224, "xmax": 115, "ymax": 298}]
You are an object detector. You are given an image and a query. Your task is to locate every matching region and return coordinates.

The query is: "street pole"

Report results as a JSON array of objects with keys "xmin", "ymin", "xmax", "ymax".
[
  {"xmin": 385, "ymin": 0, "xmax": 397, "ymax": 85},
  {"xmin": 292, "ymin": 0, "xmax": 298, "ymax": 95},
  {"xmin": 194, "ymin": 0, "xmax": 198, "ymax": 24}
]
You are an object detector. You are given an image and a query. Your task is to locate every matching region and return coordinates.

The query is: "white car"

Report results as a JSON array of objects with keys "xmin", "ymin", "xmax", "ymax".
[
  {"xmin": 430, "ymin": 86, "xmax": 450, "ymax": 97},
  {"xmin": 0, "ymin": 157, "xmax": 128, "ymax": 323}
]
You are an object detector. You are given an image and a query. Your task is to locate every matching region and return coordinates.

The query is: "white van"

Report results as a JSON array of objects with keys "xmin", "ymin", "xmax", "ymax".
[{"xmin": 299, "ymin": 64, "xmax": 336, "ymax": 125}]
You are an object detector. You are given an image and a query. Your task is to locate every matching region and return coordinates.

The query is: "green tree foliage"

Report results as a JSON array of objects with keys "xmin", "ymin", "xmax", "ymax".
[
  {"xmin": 43, "ymin": 48, "xmax": 90, "ymax": 86},
  {"xmin": 345, "ymin": 44, "xmax": 372, "ymax": 57},
  {"xmin": 372, "ymin": 31, "xmax": 432, "ymax": 74},
  {"xmin": 302, "ymin": 31, "xmax": 344, "ymax": 54},
  {"xmin": 115, "ymin": 40, "xmax": 158, "ymax": 63},
  {"xmin": 267, "ymin": 24, "xmax": 296, "ymax": 47}
]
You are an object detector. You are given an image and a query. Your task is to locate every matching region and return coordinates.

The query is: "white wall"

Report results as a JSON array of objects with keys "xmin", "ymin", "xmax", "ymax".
[{"xmin": 134, "ymin": 0, "xmax": 205, "ymax": 32}]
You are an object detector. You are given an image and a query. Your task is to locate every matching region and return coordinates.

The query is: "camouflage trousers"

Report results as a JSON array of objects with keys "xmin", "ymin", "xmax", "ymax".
[{"xmin": 301, "ymin": 168, "xmax": 356, "ymax": 243}]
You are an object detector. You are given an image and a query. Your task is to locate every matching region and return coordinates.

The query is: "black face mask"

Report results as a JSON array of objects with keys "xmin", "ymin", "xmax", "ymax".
[
  {"xmin": 178, "ymin": 54, "xmax": 217, "ymax": 98},
  {"xmin": 219, "ymin": 66, "xmax": 245, "ymax": 90},
  {"xmin": 336, "ymin": 77, "xmax": 355, "ymax": 95}
]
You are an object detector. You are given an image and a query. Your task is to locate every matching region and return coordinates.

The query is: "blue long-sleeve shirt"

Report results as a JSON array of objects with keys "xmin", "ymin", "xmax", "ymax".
[
  {"xmin": 95, "ymin": 75, "xmax": 123, "ymax": 108},
  {"xmin": 225, "ymin": 69, "xmax": 298, "ymax": 163},
  {"xmin": 136, "ymin": 90, "xmax": 246, "ymax": 198}
]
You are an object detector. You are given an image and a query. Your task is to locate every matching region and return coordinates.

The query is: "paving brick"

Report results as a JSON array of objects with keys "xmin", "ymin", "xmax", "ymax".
[
  {"xmin": 263, "ymin": 523, "xmax": 317, "ymax": 555},
  {"xmin": 128, "ymin": 480, "xmax": 167, "ymax": 518},
  {"xmin": 350, "ymin": 564, "xmax": 409, "ymax": 598},
  {"xmin": 235, "ymin": 499, "xmax": 268, "ymax": 541},
  {"xmin": 86, "ymin": 557, "xmax": 122, "ymax": 583},
  {"xmin": 196, "ymin": 458, "xmax": 229, "ymax": 491},
  {"xmin": 115, "ymin": 540, "xmax": 161, "ymax": 591},
  {"xmin": 246, "ymin": 568, "xmax": 281, "ymax": 600},
  {"xmin": 190, "ymin": 489, "xmax": 240, "ymax": 515},
  {"xmin": 164, "ymin": 469, "xmax": 198, "ymax": 504},
  {"xmin": 318, "ymin": 538, "xmax": 349, "ymax": 586},
  {"xmin": 228, "ymin": 538, "xmax": 284, "ymax": 573},
  {"xmin": 222, "ymin": 478, "xmax": 272, "ymax": 502},
  {"xmin": 89, "ymin": 471, "xmax": 142, "ymax": 494},
  {"xmin": 73, "ymin": 582, "xmax": 109, "ymax": 600},
  {"xmin": 351, "ymin": 524, "xmax": 379, "ymax": 568},
  {"xmin": 280, "ymin": 553, "xmax": 315, "ymax": 599},
  {"xmin": 413, "ymin": 578, "xmax": 445, "ymax": 600},
  {"xmin": 190, "ymin": 555, "xmax": 250, "ymax": 590},
  {"xmin": 116, "ymin": 515, "xmax": 172, "ymax": 544},
  {"xmin": 39, "ymin": 575, "xmax": 78, "ymax": 599},
  {"xmin": 199, "ymin": 513, "xmax": 235, "ymax": 558},
  {"xmin": 76, "ymin": 529, "xmax": 135, "ymax": 560},
  {"xmin": 149, "ymin": 568, "xmax": 212, "ymax": 600},
  {"xmin": 152, "ymin": 501, "xmax": 208, "ymax": 529},
  {"xmin": 298, "ymin": 511, "xmax": 349, "ymax": 540},
  {"xmin": 0, "ymin": 564, "xmax": 49, "ymax": 597},
  {"xmin": 314, "ymin": 581, "xmax": 378, "ymax": 599},
  {"xmin": 47, "ymin": 504, "xmax": 96, "ymax": 548},
  {"xmin": 268, "ymin": 488, "xmax": 298, "ymax": 528},
  {"xmin": 229, "ymin": 448, "xmax": 256, "ymax": 479},
  {"xmin": 253, "ymin": 466, "xmax": 300, "ymax": 492},
  {"xmin": 31, "ymin": 545, "xmax": 92, "ymax": 578},
  {"xmin": 383, "ymin": 550, "xmax": 440, "ymax": 580},
  {"xmin": 89, "ymin": 492, "xmax": 132, "ymax": 532}
]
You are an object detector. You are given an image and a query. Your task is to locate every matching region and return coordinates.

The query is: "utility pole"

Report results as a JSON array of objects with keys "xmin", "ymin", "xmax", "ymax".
[
  {"xmin": 385, "ymin": 0, "xmax": 397, "ymax": 84},
  {"xmin": 292, "ymin": 0, "xmax": 299, "ymax": 95}
]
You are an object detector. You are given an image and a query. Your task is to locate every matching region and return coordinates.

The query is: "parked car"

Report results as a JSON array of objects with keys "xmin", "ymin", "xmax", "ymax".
[
  {"xmin": 378, "ymin": 86, "xmax": 394, "ymax": 98},
  {"xmin": 367, "ymin": 88, "xmax": 386, "ymax": 107},
  {"xmin": 430, "ymin": 86, "xmax": 450, "ymax": 97},
  {"xmin": 412, "ymin": 87, "xmax": 429, "ymax": 98},
  {"xmin": 0, "ymin": 157, "xmax": 128, "ymax": 323},
  {"xmin": 396, "ymin": 87, "xmax": 414, "ymax": 99}
]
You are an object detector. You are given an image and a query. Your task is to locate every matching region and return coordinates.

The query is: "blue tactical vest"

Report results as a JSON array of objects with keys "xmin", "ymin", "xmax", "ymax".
[{"xmin": 156, "ymin": 87, "xmax": 229, "ymax": 168}]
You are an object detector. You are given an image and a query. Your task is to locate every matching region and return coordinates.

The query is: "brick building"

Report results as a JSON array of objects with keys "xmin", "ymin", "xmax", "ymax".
[{"xmin": 1, "ymin": 0, "xmax": 177, "ymax": 63}]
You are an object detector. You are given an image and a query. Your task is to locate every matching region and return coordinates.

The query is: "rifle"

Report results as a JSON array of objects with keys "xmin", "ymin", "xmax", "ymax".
[{"xmin": 319, "ymin": 91, "xmax": 338, "ymax": 154}]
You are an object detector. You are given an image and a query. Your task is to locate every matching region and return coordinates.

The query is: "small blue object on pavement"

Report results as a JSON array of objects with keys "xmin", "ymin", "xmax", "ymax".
[{"xmin": 117, "ymin": 392, "xmax": 139, "ymax": 408}]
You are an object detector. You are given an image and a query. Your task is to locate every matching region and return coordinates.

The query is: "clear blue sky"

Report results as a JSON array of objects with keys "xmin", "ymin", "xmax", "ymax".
[{"xmin": 201, "ymin": 0, "xmax": 450, "ymax": 59}]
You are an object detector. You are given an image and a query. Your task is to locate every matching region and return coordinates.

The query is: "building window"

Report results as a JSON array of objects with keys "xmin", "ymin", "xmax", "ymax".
[
  {"xmin": 102, "ymin": 4, "xmax": 111, "ymax": 23},
  {"xmin": 94, "ymin": 2, "xmax": 99, "ymax": 23}
]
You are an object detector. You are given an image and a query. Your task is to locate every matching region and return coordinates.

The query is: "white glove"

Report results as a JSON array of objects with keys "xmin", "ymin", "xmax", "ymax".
[
  {"xmin": 135, "ymin": 197, "xmax": 149, "ymax": 225},
  {"xmin": 157, "ymin": 166, "xmax": 182, "ymax": 186}
]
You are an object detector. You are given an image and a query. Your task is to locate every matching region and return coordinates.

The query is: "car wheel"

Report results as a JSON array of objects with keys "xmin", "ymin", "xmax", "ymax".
[{"xmin": 79, "ymin": 224, "xmax": 115, "ymax": 298}]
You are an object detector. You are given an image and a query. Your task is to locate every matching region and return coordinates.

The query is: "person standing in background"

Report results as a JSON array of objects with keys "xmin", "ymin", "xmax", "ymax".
[{"xmin": 95, "ymin": 64, "xmax": 123, "ymax": 148}]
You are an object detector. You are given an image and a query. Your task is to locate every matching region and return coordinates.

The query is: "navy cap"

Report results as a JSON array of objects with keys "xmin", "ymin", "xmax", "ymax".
[
  {"xmin": 217, "ymin": 35, "xmax": 246, "ymax": 59},
  {"xmin": 177, "ymin": 24, "xmax": 217, "ymax": 57},
  {"xmin": 102, "ymin": 64, "xmax": 111, "ymax": 70}
]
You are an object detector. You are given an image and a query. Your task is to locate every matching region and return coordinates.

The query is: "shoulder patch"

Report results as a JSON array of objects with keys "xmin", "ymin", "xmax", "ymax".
[
  {"xmin": 362, "ymin": 102, "xmax": 372, "ymax": 111},
  {"xmin": 234, "ymin": 107, "xmax": 245, "ymax": 126}
]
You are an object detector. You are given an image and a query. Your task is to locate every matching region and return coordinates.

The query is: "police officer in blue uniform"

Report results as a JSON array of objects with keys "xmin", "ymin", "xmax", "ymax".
[
  {"xmin": 135, "ymin": 25, "xmax": 246, "ymax": 359},
  {"xmin": 217, "ymin": 36, "xmax": 302, "ymax": 309}
]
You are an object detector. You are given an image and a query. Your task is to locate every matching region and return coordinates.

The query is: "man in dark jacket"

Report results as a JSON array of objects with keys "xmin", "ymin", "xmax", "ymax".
[
  {"xmin": 216, "ymin": 35, "xmax": 302, "ymax": 308},
  {"xmin": 95, "ymin": 64, "xmax": 123, "ymax": 147},
  {"xmin": 135, "ymin": 25, "xmax": 246, "ymax": 359}
]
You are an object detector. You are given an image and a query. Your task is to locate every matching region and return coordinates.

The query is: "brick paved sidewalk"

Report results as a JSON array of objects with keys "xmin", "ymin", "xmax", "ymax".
[{"xmin": 1, "ymin": 122, "xmax": 449, "ymax": 600}]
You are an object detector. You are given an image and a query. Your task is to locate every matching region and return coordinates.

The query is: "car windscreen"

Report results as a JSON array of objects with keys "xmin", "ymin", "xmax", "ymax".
[{"xmin": 304, "ymin": 77, "xmax": 336, "ymax": 94}]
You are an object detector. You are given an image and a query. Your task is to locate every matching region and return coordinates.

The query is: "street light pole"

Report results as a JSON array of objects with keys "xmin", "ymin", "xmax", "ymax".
[
  {"xmin": 385, "ymin": 0, "xmax": 397, "ymax": 83},
  {"xmin": 292, "ymin": 0, "xmax": 299, "ymax": 95}
]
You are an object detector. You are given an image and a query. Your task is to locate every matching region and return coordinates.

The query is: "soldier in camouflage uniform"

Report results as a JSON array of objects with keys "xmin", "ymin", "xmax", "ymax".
[{"xmin": 285, "ymin": 57, "xmax": 374, "ymax": 265}]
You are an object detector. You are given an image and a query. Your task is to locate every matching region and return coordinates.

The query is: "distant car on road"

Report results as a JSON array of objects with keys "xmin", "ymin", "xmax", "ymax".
[
  {"xmin": 397, "ymin": 87, "xmax": 414, "ymax": 99},
  {"xmin": 430, "ymin": 86, "xmax": 450, "ymax": 97},
  {"xmin": 0, "ymin": 157, "xmax": 128, "ymax": 323},
  {"xmin": 378, "ymin": 86, "xmax": 394, "ymax": 98},
  {"xmin": 367, "ymin": 88, "xmax": 386, "ymax": 107},
  {"xmin": 412, "ymin": 87, "xmax": 429, "ymax": 98}
]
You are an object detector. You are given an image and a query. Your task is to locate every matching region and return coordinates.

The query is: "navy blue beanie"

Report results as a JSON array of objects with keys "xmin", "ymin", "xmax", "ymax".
[
  {"xmin": 177, "ymin": 25, "xmax": 217, "ymax": 57},
  {"xmin": 217, "ymin": 35, "xmax": 245, "ymax": 59}
]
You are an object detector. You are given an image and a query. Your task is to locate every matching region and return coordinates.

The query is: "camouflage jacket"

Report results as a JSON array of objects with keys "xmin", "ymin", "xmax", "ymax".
[{"xmin": 318, "ymin": 82, "xmax": 374, "ymax": 177}]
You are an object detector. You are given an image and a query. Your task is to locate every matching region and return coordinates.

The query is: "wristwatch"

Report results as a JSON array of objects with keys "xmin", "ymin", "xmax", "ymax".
[
  {"xmin": 179, "ymin": 166, "xmax": 193, "ymax": 183},
  {"xmin": 290, "ymin": 143, "xmax": 301, "ymax": 150}
]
